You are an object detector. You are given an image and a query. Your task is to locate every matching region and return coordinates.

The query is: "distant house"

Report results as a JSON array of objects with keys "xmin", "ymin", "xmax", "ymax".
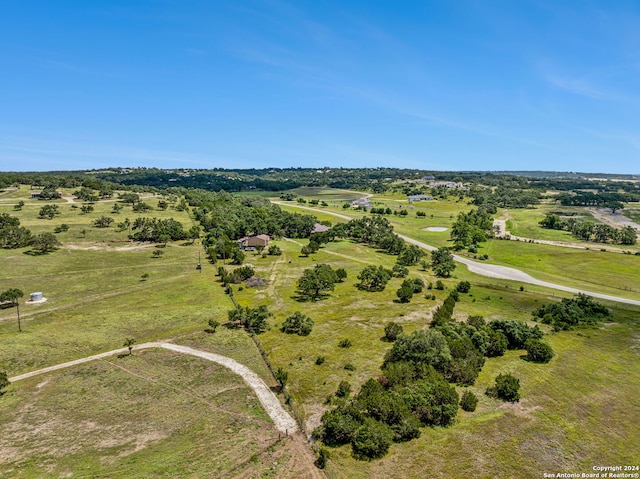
[
  {"xmin": 432, "ymin": 181, "xmax": 464, "ymax": 189},
  {"xmin": 350, "ymin": 197, "xmax": 371, "ymax": 209},
  {"xmin": 238, "ymin": 234, "xmax": 271, "ymax": 249},
  {"xmin": 420, "ymin": 175, "xmax": 436, "ymax": 182},
  {"xmin": 407, "ymin": 194, "xmax": 435, "ymax": 203},
  {"xmin": 30, "ymin": 191, "xmax": 42, "ymax": 199},
  {"xmin": 311, "ymin": 223, "xmax": 330, "ymax": 234}
]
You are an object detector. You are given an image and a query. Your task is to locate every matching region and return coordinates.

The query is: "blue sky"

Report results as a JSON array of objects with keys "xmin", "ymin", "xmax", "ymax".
[{"xmin": 1, "ymin": 0, "xmax": 639, "ymax": 173}]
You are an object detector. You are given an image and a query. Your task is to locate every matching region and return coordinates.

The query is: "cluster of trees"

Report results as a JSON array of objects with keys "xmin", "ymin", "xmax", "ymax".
[
  {"xmin": 281, "ymin": 311, "xmax": 314, "ymax": 336},
  {"xmin": 471, "ymin": 185, "xmax": 541, "ymax": 209},
  {"xmin": 73, "ymin": 187, "xmax": 102, "ymax": 202},
  {"xmin": 396, "ymin": 278, "xmax": 424, "ymax": 303},
  {"xmin": 557, "ymin": 192, "xmax": 630, "ymax": 211},
  {"xmin": 369, "ymin": 207, "xmax": 393, "ymax": 215},
  {"xmin": 0, "ymin": 213, "xmax": 60, "ymax": 253},
  {"xmin": 38, "ymin": 204, "xmax": 61, "ymax": 219},
  {"xmin": 218, "ymin": 265, "xmax": 254, "ymax": 284},
  {"xmin": 35, "ymin": 186, "xmax": 62, "ymax": 200},
  {"xmin": 129, "ymin": 217, "xmax": 191, "ymax": 243},
  {"xmin": 204, "ymin": 236, "xmax": 245, "ymax": 264},
  {"xmin": 93, "ymin": 216, "xmax": 114, "ymax": 228},
  {"xmin": 430, "ymin": 247, "xmax": 457, "ymax": 277},
  {"xmin": 357, "ymin": 265, "xmax": 392, "ymax": 292},
  {"xmin": 315, "ymin": 307, "xmax": 553, "ymax": 460},
  {"xmin": 533, "ymin": 294, "xmax": 610, "ymax": 331},
  {"xmin": 315, "ymin": 365, "xmax": 458, "ymax": 460},
  {"xmin": 0, "ymin": 213, "xmax": 32, "ymax": 249},
  {"xmin": 331, "ymin": 216, "xmax": 405, "ymax": 254},
  {"xmin": 539, "ymin": 213, "xmax": 636, "ymax": 245},
  {"xmin": 450, "ymin": 208, "xmax": 494, "ymax": 250},
  {"xmin": 189, "ymin": 190, "xmax": 319, "ymax": 241},
  {"xmin": 227, "ymin": 305, "xmax": 272, "ymax": 334},
  {"xmin": 296, "ymin": 264, "xmax": 344, "ymax": 300}
]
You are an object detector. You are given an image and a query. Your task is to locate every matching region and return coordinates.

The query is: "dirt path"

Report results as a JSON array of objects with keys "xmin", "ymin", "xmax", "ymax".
[
  {"xmin": 590, "ymin": 208, "xmax": 640, "ymax": 239},
  {"xmin": 278, "ymin": 202, "xmax": 640, "ymax": 306},
  {"xmin": 9, "ymin": 342, "xmax": 299, "ymax": 434}
]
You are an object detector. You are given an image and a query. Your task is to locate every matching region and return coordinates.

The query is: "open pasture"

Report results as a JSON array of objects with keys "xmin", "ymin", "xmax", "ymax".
[{"xmin": 0, "ymin": 340, "xmax": 313, "ymax": 479}]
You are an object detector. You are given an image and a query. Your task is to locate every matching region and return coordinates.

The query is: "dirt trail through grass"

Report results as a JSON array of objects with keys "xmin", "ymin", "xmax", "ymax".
[
  {"xmin": 278, "ymin": 202, "xmax": 640, "ymax": 306},
  {"xmin": 9, "ymin": 342, "xmax": 299, "ymax": 434}
]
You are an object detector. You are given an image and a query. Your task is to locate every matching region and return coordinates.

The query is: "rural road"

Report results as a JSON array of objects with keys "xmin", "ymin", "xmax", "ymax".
[
  {"xmin": 9, "ymin": 342, "xmax": 299, "ymax": 434},
  {"xmin": 276, "ymin": 202, "xmax": 640, "ymax": 307}
]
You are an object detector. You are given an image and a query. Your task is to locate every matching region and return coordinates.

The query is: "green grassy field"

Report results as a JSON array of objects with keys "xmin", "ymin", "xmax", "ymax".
[
  {"xmin": 276, "ymin": 192, "xmax": 640, "ymax": 300},
  {"xmin": 232, "ymin": 235, "xmax": 640, "ymax": 478},
  {"xmin": 2, "ymin": 187, "xmax": 639, "ymax": 478},
  {"xmin": 0, "ymin": 338, "xmax": 311, "ymax": 478}
]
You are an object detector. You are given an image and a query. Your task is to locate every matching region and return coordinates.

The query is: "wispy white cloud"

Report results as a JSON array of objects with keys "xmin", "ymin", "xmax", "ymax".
[{"xmin": 542, "ymin": 73, "xmax": 612, "ymax": 100}]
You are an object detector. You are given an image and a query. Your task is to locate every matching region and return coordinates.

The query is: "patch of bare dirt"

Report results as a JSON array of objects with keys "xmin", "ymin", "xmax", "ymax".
[{"xmin": 64, "ymin": 242, "xmax": 155, "ymax": 251}]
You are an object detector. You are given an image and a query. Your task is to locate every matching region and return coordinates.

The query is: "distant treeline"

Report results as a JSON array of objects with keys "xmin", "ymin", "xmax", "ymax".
[{"xmin": 2, "ymin": 169, "xmax": 638, "ymax": 204}]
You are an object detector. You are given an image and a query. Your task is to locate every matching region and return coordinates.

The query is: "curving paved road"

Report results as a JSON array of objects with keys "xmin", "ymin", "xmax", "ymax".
[
  {"xmin": 9, "ymin": 342, "xmax": 299, "ymax": 434},
  {"xmin": 275, "ymin": 201, "xmax": 640, "ymax": 307}
]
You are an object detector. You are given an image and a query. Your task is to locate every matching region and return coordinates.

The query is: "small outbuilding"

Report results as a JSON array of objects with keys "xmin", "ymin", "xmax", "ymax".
[
  {"xmin": 26, "ymin": 292, "xmax": 47, "ymax": 304},
  {"xmin": 238, "ymin": 234, "xmax": 271, "ymax": 249}
]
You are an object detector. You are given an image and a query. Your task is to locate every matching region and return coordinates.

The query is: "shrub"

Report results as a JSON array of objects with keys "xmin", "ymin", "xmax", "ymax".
[
  {"xmin": 267, "ymin": 244, "xmax": 282, "ymax": 256},
  {"xmin": 281, "ymin": 311, "xmax": 314, "ymax": 336},
  {"xmin": 484, "ymin": 330, "xmax": 508, "ymax": 357},
  {"xmin": 399, "ymin": 378, "xmax": 459, "ymax": 426},
  {"xmin": 274, "ymin": 367, "xmax": 288, "ymax": 388},
  {"xmin": 460, "ymin": 390, "xmax": 478, "ymax": 412},
  {"xmin": 396, "ymin": 284, "xmax": 414, "ymax": 303},
  {"xmin": 344, "ymin": 363, "xmax": 356, "ymax": 371},
  {"xmin": 318, "ymin": 408, "xmax": 361, "ymax": 446},
  {"xmin": 336, "ymin": 380, "xmax": 351, "ymax": 397},
  {"xmin": 411, "ymin": 278, "xmax": 425, "ymax": 293},
  {"xmin": 384, "ymin": 322, "xmax": 403, "ymax": 341},
  {"xmin": 315, "ymin": 356, "xmax": 325, "ymax": 365},
  {"xmin": 315, "ymin": 448, "xmax": 330, "ymax": 469},
  {"xmin": 338, "ymin": 338, "xmax": 352, "ymax": 348},
  {"xmin": 351, "ymin": 418, "xmax": 395, "ymax": 460},
  {"xmin": 487, "ymin": 373, "xmax": 520, "ymax": 402},
  {"xmin": 0, "ymin": 370, "xmax": 9, "ymax": 395},
  {"xmin": 385, "ymin": 330, "xmax": 451, "ymax": 373},
  {"xmin": 488, "ymin": 320, "xmax": 543, "ymax": 349},
  {"xmin": 392, "ymin": 264, "xmax": 409, "ymax": 278},
  {"xmin": 524, "ymin": 339, "xmax": 554, "ymax": 363},
  {"xmin": 435, "ymin": 280, "xmax": 445, "ymax": 290},
  {"xmin": 456, "ymin": 281, "xmax": 471, "ymax": 293},
  {"xmin": 336, "ymin": 268, "xmax": 348, "ymax": 282},
  {"xmin": 233, "ymin": 265, "xmax": 255, "ymax": 281}
]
